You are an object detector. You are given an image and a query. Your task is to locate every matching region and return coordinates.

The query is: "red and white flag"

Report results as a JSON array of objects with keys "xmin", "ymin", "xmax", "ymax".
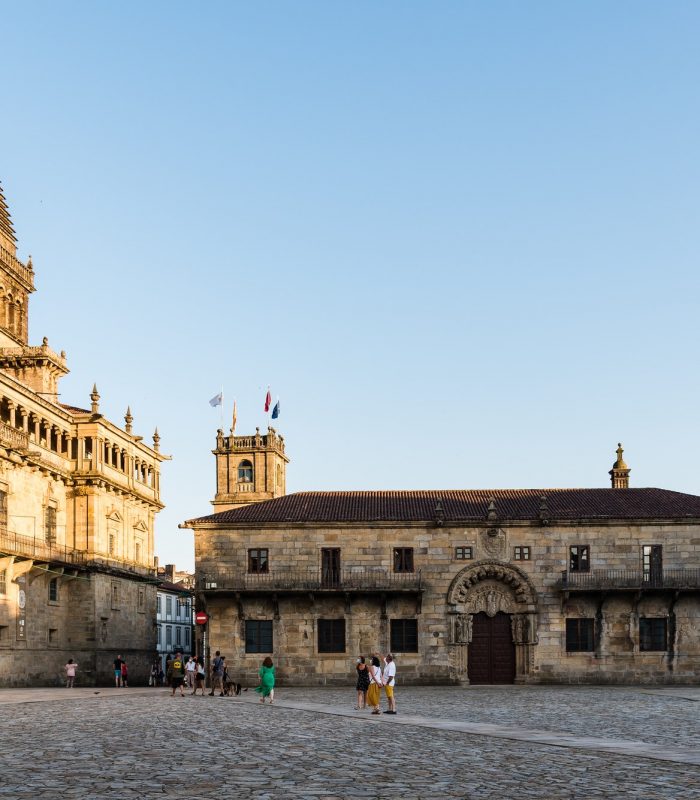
[{"xmin": 264, "ymin": 387, "xmax": 271, "ymax": 413}]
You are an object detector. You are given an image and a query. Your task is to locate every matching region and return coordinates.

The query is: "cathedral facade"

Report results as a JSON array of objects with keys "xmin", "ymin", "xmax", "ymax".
[
  {"xmin": 186, "ymin": 430, "xmax": 700, "ymax": 685},
  {"xmin": 0, "ymin": 182, "xmax": 166, "ymax": 686}
]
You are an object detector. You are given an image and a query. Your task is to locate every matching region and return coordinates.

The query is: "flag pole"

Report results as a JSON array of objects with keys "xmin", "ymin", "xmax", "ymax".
[{"xmin": 220, "ymin": 385, "xmax": 224, "ymax": 431}]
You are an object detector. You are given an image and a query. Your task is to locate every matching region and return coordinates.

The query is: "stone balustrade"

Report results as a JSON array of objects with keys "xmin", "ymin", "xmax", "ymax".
[
  {"xmin": 560, "ymin": 568, "xmax": 700, "ymax": 591},
  {"xmin": 0, "ymin": 419, "xmax": 29, "ymax": 450},
  {"xmin": 197, "ymin": 567, "xmax": 423, "ymax": 593}
]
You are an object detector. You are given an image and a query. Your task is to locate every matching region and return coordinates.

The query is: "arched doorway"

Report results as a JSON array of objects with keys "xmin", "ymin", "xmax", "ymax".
[
  {"xmin": 467, "ymin": 611, "xmax": 516, "ymax": 684},
  {"xmin": 447, "ymin": 561, "xmax": 539, "ymax": 684}
]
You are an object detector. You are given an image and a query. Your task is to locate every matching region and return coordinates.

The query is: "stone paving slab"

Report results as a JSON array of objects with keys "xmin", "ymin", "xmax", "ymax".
[{"xmin": 1, "ymin": 687, "xmax": 699, "ymax": 798}]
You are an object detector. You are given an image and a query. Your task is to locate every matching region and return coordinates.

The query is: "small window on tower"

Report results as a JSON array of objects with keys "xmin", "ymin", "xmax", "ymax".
[{"xmin": 238, "ymin": 460, "xmax": 253, "ymax": 483}]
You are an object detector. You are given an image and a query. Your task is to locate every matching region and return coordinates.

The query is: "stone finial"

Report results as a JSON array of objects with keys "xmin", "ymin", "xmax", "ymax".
[
  {"xmin": 153, "ymin": 427, "xmax": 160, "ymax": 451},
  {"xmin": 42, "ymin": 336, "xmax": 48, "ymax": 347},
  {"xmin": 486, "ymin": 497, "xmax": 498, "ymax": 521},
  {"xmin": 27, "ymin": 255, "xmax": 33, "ymax": 270},
  {"xmin": 609, "ymin": 442, "xmax": 631, "ymax": 489},
  {"xmin": 434, "ymin": 500, "xmax": 445, "ymax": 527},
  {"xmin": 539, "ymin": 495, "xmax": 549, "ymax": 525},
  {"xmin": 124, "ymin": 406, "xmax": 133, "ymax": 434},
  {"xmin": 90, "ymin": 383, "xmax": 100, "ymax": 414},
  {"xmin": 60, "ymin": 350, "xmax": 66, "ymax": 359}
]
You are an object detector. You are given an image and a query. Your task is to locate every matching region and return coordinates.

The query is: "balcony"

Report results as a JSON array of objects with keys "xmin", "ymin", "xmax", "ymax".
[
  {"xmin": 560, "ymin": 569, "xmax": 700, "ymax": 592},
  {"xmin": 0, "ymin": 530, "xmax": 86, "ymax": 567},
  {"xmin": 197, "ymin": 567, "xmax": 423, "ymax": 594},
  {"xmin": 0, "ymin": 420, "xmax": 29, "ymax": 451}
]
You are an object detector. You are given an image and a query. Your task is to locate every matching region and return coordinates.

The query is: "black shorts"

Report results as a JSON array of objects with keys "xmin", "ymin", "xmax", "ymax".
[{"xmin": 170, "ymin": 677, "xmax": 184, "ymax": 688}]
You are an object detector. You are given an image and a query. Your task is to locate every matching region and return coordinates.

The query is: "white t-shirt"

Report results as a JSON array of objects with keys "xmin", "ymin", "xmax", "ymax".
[
  {"xmin": 370, "ymin": 664, "xmax": 382, "ymax": 684},
  {"xmin": 383, "ymin": 661, "xmax": 396, "ymax": 684}
]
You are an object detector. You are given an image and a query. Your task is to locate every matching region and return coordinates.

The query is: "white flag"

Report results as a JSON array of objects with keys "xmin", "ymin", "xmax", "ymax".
[{"xmin": 209, "ymin": 392, "xmax": 223, "ymax": 407}]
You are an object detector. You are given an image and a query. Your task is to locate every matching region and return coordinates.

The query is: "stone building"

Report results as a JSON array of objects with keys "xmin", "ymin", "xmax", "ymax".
[
  {"xmin": 156, "ymin": 564, "xmax": 194, "ymax": 672},
  {"xmin": 186, "ymin": 431, "xmax": 700, "ymax": 686},
  {"xmin": 0, "ymin": 181, "xmax": 167, "ymax": 686}
]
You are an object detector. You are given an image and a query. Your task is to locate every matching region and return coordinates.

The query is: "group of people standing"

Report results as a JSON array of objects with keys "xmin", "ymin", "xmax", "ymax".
[{"xmin": 356, "ymin": 654, "xmax": 397, "ymax": 714}]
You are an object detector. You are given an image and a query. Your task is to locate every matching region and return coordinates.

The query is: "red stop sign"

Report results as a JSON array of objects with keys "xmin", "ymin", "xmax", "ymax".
[{"xmin": 195, "ymin": 612, "xmax": 209, "ymax": 625}]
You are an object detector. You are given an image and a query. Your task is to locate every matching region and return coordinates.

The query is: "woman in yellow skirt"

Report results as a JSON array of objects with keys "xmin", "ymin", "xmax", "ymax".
[{"xmin": 367, "ymin": 655, "xmax": 383, "ymax": 714}]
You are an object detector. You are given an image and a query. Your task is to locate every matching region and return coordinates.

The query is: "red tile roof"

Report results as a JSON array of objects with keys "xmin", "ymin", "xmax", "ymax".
[
  {"xmin": 187, "ymin": 488, "xmax": 700, "ymax": 525},
  {"xmin": 59, "ymin": 403, "xmax": 91, "ymax": 414}
]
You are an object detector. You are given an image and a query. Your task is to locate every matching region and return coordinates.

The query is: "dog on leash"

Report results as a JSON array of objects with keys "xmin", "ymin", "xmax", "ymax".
[{"xmin": 222, "ymin": 672, "xmax": 242, "ymax": 696}]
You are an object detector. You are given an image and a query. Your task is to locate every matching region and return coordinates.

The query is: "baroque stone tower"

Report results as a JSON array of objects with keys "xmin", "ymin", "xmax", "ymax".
[
  {"xmin": 609, "ymin": 443, "xmax": 631, "ymax": 489},
  {"xmin": 211, "ymin": 425, "xmax": 289, "ymax": 512}
]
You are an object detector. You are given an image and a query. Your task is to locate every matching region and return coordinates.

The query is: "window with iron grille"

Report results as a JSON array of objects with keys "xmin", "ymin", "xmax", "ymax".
[
  {"xmin": 248, "ymin": 549, "xmax": 269, "ymax": 574},
  {"xmin": 318, "ymin": 619, "xmax": 345, "ymax": 653},
  {"xmin": 391, "ymin": 619, "xmax": 418, "ymax": 652},
  {"xmin": 0, "ymin": 569, "xmax": 6, "ymax": 595},
  {"xmin": 0, "ymin": 489, "xmax": 8, "ymax": 535},
  {"xmin": 514, "ymin": 546, "xmax": 531, "ymax": 561},
  {"xmin": 393, "ymin": 548, "xmax": 414, "ymax": 573},
  {"xmin": 455, "ymin": 547, "xmax": 473, "ymax": 560},
  {"xmin": 640, "ymin": 618, "xmax": 667, "ymax": 651},
  {"xmin": 569, "ymin": 545, "xmax": 590, "ymax": 573},
  {"xmin": 45, "ymin": 506, "xmax": 57, "ymax": 544},
  {"xmin": 565, "ymin": 618, "xmax": 594, "ymax": 652},
  {"xmin": 245, "ymin": 620, "xmax": 274, "ymax": 653},
  {"xmin": 48, "ymin": 578, "xmax": 58, "ymax": 603}
]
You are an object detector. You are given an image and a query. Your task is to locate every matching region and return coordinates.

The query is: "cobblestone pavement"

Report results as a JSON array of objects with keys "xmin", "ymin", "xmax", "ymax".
[{"xmin": 1, "ymin": 687, "xmax": 699, "ymax": 799}]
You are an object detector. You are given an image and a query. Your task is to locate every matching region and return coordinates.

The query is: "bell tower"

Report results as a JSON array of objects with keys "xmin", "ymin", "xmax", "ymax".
[
  {"xmin": 211, "ymin": 425, "xmax": 289, "ymax": 512},
  {"xmin": 609, "ymin": 443, "xmax": 631, "ymax": 489},
  {"xmin": 0, "ymin": 181, "xmax": 69, "ymax": 401}
]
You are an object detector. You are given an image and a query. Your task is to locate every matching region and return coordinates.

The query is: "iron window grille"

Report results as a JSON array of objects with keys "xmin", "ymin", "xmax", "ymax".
[
  {"xmin": 318, "ymin": 619, "xmax": 346, "ymax": 653},
  {"xmin": 245, "ymin": 620, "xmax": 274, "ymax": 653},
  {"xmin": 390, "ymin": 619, "xmax": 418, "ymax": 652},
  {"xmin": 639, "ymin": 618, "xmax": 668, "ymax": 651},
  {"xmin": 565, "ymin": 618, "xmax": 595, "ymax": 652}
]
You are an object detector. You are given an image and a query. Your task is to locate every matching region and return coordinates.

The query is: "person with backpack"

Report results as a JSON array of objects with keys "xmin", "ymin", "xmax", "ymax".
[
  {"xmin": 168, "ymin": 650, "xmax": 186, "ymax": 697},
  {"xmin": 209, "ymin": 650, "xmax": 225, "ymax": 697}
]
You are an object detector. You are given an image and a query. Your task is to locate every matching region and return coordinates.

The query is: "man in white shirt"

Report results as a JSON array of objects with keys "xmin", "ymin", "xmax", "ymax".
[
  {"xmin": 185, "ymin": 656, "xmax": 197, "ymax": 690},
  {"xmin": 382, "ymin": 654, "xmax": 397, "ymax": 714}
]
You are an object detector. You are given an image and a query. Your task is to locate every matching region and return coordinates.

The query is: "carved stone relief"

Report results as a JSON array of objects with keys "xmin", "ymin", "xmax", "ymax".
[{"xmin": 481, "ymin": 527, "xmax": 506, "ymax": 558}]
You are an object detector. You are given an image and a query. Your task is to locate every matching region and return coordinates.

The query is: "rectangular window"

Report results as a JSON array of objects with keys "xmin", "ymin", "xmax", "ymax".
[
  {"xmin": 109, "ymin": 533, "xmax": 116, "ymax": 556},
  {"xmin": 0, "ymin": 625, "xmax": 8, "ymax": 643},
  {"xmin": 157, "ymin": 625, "xmax": 161, "ymax": 645},
  {"xmin": 166, "ymin": 626, "xmax": 172, "ymax": 646},
  {"xmin": 185, "ymin": 627, "xmax": 190, "ymax": 647},
  {"xmin": 569, "ymin": 545, "xmax": 590, "ymax": 573},
  {"xmin": 455, "ymin": 547, "xmax": 473, "ymax": 560},
  {"xmin": 45, "ymin": 506, "xmax": 57, "ymax": 544},
  {"xmin": 176, "ymin": 627, "xmax": 181, "ymax": 645},
  {"xmin": 157, "ymin": 596, "xmax": 162, "ymax": 615},
  {"xmin": 318, "ymin": 619, "xmax": 346, "ymax": 653},
  {"xmin": 245, "ymin": 620, "xmax": 274, "ymax": 653},
  {"xmin": 48, "ymin": 578, "xmax": 58, "ymax": 603},
  {"xmin": 391, "ymin": 619, "xmax": 418, "ymax": 652},
  {"xmin": 135, "ymin": 541, "xmax": 141, "ymax": 563},
  {"xmin": 111, "ymin": 582, "xmax": 119, "ymax": 609},
  {"xmin": 166, "ymin": 597, "xmax": 172, "ymax": 617},
  {"xmin": 48, "ymin": 628, "xmax": 58, "ymax": 646},
  {"xmin": 640, "ymin": 618, "xmax": 668, "ymax": 651},
  {"xmin": 642, "ymin": 545, "xmax": 663, "ymax": 585},
  {"xmin": 565, "ymin": 618, "xmax": 595, "ymax": 652},
  {"xmin": 514, "ymin": 546, "xmax": 531, "ymax": 561},
  {"xmin": 248, "ymin": 548, "xmax": 269, "ymax": 574},
  {"xmin": 393, "ymin": 548, "xmax": 414, "ymax": 573},
  {"xmin": 0, "ymin": 489, "xmax": 7, "ymax": 535},
  {"xmin": 138, "ymin": 589, "xmax": 145, "ymax": 612},
  {"xmin": 0, "ymin": 569, "xmax": 6, "ymax": 595}
]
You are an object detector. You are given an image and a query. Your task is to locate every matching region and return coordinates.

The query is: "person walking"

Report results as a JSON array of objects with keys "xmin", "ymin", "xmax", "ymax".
[
  {"xmin": 64, "ymin": 659, "xmax": 78, "ymax": 688},
  {"xmin": 168, "ymin": 650, "xmax": 186, "ymax": 697},
  {"xmin": 382, "ymin": 654, "xmax": 397, "ymax": 714},
  {"xmin": 192, "ymin": 656, "xmax": 206, "ymax": 695},
  {"xmin": 209, "ymin": 650, "xmax": 225, "ymax": 696},
  {"xmin": 355, "ymin": 656, "xmax": 370, "ymax": 709},
  {"xmin": 113, "ymin": 655, "xmax": 123, "ymax": 688},
  {"xmin": 185, "ymin": 656, "xmax": 197, "ymax": 690},
  {"xmin": 255, "ymin": 656, "xmax": 275, "ymax": 704},
  {"xmin": 367, "ymin": 655, "xmax": 383, "ymax": 715},
  {"xmin": 149, "ymin": 658, "xmax": 160, "ymax": 687},
  {"xmin": 120, "ymin": 658, "xmax": 129, "ymax": 687}
]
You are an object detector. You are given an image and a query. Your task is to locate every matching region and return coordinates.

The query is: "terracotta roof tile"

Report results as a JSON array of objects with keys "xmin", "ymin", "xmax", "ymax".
[{"xmin": 187, "ymin": 488, "xmax": 700, "ymax": 526}]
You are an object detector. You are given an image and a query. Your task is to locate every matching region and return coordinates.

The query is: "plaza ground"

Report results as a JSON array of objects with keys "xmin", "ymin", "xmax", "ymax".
[{"xmin": 1, "ymin": 685, "xmax": 699, "ymax": 799}]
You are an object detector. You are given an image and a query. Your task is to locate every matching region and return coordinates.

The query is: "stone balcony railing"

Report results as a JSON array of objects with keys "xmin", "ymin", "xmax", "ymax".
[
  {"xmin": 197, "ymin": 567, "xmax": 423, "ymax": 593},
  {"xmin": 0, "ymin": 529, "xmax": 86, "ymax": 566},
  {"xmin": 560, "ymin": 569, "xmax": 700, "ymax": 591},
  {"xmin": 0, "ymin": 420, "xmax": 29, "ymax": 451},
  {"xmin": 0, "ymin": 243, "xmax": 34, "ymax": 288}
]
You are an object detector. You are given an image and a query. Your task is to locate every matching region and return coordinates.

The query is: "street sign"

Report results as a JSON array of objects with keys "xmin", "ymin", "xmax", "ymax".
[{"xmin": 195, "ymin": 611, "xmax": 209, "ymax": 625}]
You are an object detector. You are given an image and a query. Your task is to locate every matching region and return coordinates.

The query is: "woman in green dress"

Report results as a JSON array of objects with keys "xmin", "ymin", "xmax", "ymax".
[{"xmin": 255, "ymin": 656, "xmax": 275, "ymax": 704}]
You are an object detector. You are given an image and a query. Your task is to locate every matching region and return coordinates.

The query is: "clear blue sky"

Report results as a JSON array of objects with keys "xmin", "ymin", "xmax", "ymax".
[{"xmin": 3, "ymin": 2, "xmax": 699, "ymax": 570}]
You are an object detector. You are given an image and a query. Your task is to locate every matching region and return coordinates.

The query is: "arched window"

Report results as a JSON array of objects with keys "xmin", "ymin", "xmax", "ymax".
[{"xmin": 238, "ymin": 460, "xmax": 253, "ymax": 483}]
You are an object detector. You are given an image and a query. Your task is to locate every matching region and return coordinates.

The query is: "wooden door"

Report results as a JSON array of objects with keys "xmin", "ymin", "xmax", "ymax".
[
  {"xmin": 321, "ymin": 548, "xmax": 341, "ymax": 588},
  {"xmin": 467, "ymin": 612, "xmax": 515, "ymax": 684}
]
